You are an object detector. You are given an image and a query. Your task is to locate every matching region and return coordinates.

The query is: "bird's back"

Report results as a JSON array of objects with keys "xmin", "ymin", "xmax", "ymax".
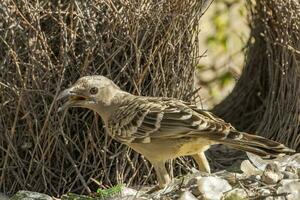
[
  {"xmin": 106, "ymin": 95, "xmax": 294, "ymax": 158},
  {"xmin": 106, "ymin": 95, "xmax": 232, "ymax": 143}
]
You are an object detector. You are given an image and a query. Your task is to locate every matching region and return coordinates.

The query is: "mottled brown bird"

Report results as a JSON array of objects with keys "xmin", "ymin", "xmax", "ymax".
[{"xmin": 57, "ymin": 75, "xmax": 294, "ymax": 188}]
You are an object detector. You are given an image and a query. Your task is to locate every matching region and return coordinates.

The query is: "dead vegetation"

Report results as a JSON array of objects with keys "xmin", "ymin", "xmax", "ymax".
[{"xmin": 0, "ymin": 0, "xmax": 208, "ymax": 196}]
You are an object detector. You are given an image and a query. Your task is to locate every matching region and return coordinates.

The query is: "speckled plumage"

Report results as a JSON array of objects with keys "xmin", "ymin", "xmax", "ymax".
[
  {"xmin": 106, "ymin": 96, "xmax": 232, "ymax": 143},
  {"xmin": 58, "ymin": 75, "xmax": 294, "ymax": 189}
]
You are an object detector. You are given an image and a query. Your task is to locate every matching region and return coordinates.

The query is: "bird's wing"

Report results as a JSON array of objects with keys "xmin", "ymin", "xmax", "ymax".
[{"xmin": 107, "ymin": 97, "xmax": 233, "ymax": 143}]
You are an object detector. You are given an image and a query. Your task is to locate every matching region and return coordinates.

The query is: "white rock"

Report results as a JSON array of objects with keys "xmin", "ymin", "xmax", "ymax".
[
  {"xmin": 262, "ymin": 171, "xmax": 283, "ymax": 184},
  {"xmin": 283, "ymin": 171, "xmax": 298, "ymax": 179},
  {"xmin": 276, "ymin": 153, "xmax": 300, "ymax": 169},
  {"xmin": 277, "ymin": 180, "xmax": 300, "ymax": 200},
  {"xmin": 111, "ymin": 188, "xmax": 148, "ymax": 200},
  {"xmin": 260, "ymin": 188, "xmax": 271, "ymax": 196},
  {"xmin": 247, "ymin": 153, "xmax": 300, "ymax": 172},
  {"xmin": 187, "ymin": 175, "xmax": 202, "ymax": 186},
  {"xmin": 224, "ymin": 188, "xmax": 248, "ymax": 199},
  {"xmin": 121, "ymin": 187, "xmax": 141, "ymax": 197},
  {"xmin": 0, "ymin": 193, "xmax": 9, "ymax": 200},
  {"xmin": 196, "ymin": 176, "xmax": 232, "ymax": 200},
  {"xmin": 188, "ymin": 176, "xmax": 202, "ymax": 196},
  {"xmin": 10, "ymin": 191, "xmax": 52, "ymax": 200},
  {"xmin": 246, "ymin": 152, "xmax": 269, "ymax": 170},
  {"xmin": 178, "ymin": 191, "xmax": 198, "ymax": 200},
  {"xmin": 214, "ymin": 170, "xmax": 244, "ymax": 184},
  {"xmin": 261, "ymin": 163, "xmax": 283, "ymax": 185},
  {"xmin": 241, "ymin": 159, "xmax": 263, "ymax": 176}
]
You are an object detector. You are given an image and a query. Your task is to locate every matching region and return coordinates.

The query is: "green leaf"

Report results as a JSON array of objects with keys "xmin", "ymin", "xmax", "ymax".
[{"xmin": 96, "ymin": 184, "xmax": 124, "ymax": 198}]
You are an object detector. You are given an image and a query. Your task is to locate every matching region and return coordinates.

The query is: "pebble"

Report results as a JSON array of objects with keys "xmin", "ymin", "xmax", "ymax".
[
  {"xmin": 196, "ymin": 176, "xmax": 232, "ymax": 200},
  {"xmin": 241, "ymin": 159, "xmax": 262, "ymax": 176},
  {"xmin": 178, "ymin": 190, "xmax": 198, "ymax": 200},
  {"xmin": 261, "ymin": 163, "xmax": 283, "ymax": 184},
  {"xmin": 121, "ymin": 187, "xmax": 141, "ymax": 197},
  {"xmin": 0, "ymin": 193, "xmax": 9, "ymax": 200},
  {"xmin": 224, "ymin": 188, "xmax": 248, "ymax": 199},
  {"xmin": 260, "ymin": 188, "xmax": 271, "ymax": 196},
  {"xmin": 10, "ymin": 191, "xmax": 52, "ymax": 200},
  {"xmin": 285, "ymin": 166, "xmax": 298, "ymax": 174},
  {"xmin": 277, "ymin": 180, "xmax": 300, "ymax": 200},
  {"xmin": 188, "ymin": 176, "xmax": 202, "ymax": 196},
  {"xmin": 282, "ymin": 171, "xmax": 298, "ymax": 179}
]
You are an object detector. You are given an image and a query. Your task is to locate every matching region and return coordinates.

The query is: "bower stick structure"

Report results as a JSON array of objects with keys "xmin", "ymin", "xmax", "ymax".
[
  {"xmin": 0, "ymin": 0, "xmax": 210, "ymax": 196},
  {"xmin": 213, "ymin": 0, "xmax": 300, "ymax": 151}
]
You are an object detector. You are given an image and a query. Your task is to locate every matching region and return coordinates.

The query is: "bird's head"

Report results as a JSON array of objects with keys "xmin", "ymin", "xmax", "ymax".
[{"xmin": 57, "ymin": 75, "xmax": 124, "ymax": 115}]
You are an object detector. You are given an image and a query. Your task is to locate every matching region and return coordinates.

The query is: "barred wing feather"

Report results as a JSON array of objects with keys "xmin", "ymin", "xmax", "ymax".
[{"xmin": 107, "ymin": 97, "xmax": 232, "ymax": 143}]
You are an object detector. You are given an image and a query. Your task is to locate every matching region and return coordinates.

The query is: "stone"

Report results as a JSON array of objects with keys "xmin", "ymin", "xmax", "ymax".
[
  {"xmin": 224, "ymin": 188, "xmax": 248, "ymax": 200},
  {"xmin": 121, "ymin": 187, "xmax": 141, "ymax": 197},
  {"xmin": 196, "ymin": 176, "xmax": 232, "ymax": 200},
  {"xmin": 277, "ymin": 180, "xmax": 300, "ymax": 200},
  {"xmin": 241, "ymin": 159, "xmax": 262, "ymax": 176},
  {"xmin": 297, "ymin": 168, "xmax": 300, "ymax": 178},
  {"xmin": 10, "ymin": 190, "xmax": 52, "ymax": 200},
  {"xmin": 246, "ymin": 152, "xmax": 269, "ymax": 170},
  {"xmin": 178, "ymin": 191, "xmax": 198, "ymax": 200},
  {"xmin": 282, "ymin": 171, "xmax": 298, "ymax": 179},
  {"xmin": 187, "ymin": 175, "xmax": 201, "ymax": 187},
  {"xmin": 261, "ymin": 163, "xmax": 283, "ymax": 185},
  {"xmin": 187, "ymin": 176, "xmax": 202, "ymax": 196},
  {"xmin": 260, "ymin": 188, "xmax": 271, "ymax": 196},
  {"xmin": 214, "ymin": 170, "xmax": 243, "ymax": 185},
  {"xmin": 0, "ymin": 193, "xmax": 9, "ymax": 200},
  {"xmin": 285, "ymin": 166, "xmax": 298, "ymax": 174}
]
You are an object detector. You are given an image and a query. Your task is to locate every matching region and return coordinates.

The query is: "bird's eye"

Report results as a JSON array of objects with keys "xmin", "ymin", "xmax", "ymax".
[{"xmin": 89, "ymin": 87, "xmax": 98, "ymax": 95}]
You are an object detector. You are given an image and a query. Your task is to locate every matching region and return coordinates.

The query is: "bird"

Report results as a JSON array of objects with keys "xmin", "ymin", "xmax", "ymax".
[{"xmin": 57, "ymin": 75, "xmax": 294, "ymax": 189}]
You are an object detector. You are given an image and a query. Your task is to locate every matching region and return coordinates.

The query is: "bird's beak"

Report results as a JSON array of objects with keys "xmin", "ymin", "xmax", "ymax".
[
  {"xmin": 57, "ymin": 87, "xmax": 92, "ymax": 112},
  {"xmin": 57, "ymin": 88, "xmax": 73, "ymax": 101}
]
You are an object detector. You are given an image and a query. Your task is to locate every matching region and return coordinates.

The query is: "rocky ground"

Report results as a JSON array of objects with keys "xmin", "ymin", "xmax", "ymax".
[{"xmin": 8, "ymin": 153, "xmax": 300, "ymax": 200}]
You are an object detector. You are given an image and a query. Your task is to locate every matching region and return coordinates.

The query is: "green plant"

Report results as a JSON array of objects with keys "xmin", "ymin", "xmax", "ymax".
[{"xmin": 96, "ymin": 184, "xmax": 124, "ymax": 199}]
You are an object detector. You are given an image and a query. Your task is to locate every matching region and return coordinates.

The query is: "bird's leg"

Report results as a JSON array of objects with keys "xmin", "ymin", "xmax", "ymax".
[
  {"xmin": 146, "ymin": 161, "xmax": 170, "ymax": 194},
  {"xmin": 153, "ymin": 161, "xmax": 171, "ymax": 188},
  {"xmin": 192, "ymin": 152, "xmax": 211, "ymax": 173}
]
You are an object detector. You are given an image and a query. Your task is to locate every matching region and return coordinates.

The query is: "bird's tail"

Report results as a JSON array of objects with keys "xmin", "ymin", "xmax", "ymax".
[{"xmin": 214, "ymin": 131, "xmax": 295, "ymax": 157}]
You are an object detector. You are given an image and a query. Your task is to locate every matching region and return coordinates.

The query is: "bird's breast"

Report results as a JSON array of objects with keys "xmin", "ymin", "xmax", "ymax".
[{"xmin": 128, "ymin": 138, "xmax": 215, "ymax": 162}]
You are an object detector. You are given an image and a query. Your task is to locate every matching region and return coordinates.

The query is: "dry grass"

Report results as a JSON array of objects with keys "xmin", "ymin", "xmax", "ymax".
[{"xmin": 0, "ymin": 0, "xmax": 209, "ymax": 196}]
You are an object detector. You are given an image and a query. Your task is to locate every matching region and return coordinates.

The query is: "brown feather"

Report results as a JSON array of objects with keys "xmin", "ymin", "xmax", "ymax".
[{"xmin": 211, "ymin": 131, "xmax": 295, "ymax": 157}]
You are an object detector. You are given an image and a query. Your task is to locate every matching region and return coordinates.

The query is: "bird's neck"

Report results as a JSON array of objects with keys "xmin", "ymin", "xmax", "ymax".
[{"xmin": 94, "ymin": 91, "xmax": 133, "ymax": 122}]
